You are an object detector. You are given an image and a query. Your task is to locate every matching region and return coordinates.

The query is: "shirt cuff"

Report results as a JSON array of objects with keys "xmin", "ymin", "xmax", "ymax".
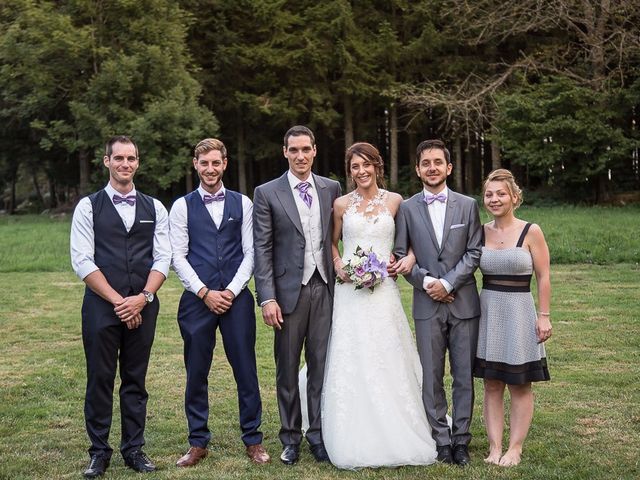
[
  {"xmin": 423, "ymin": 275, "xmax": 438, "ymax": 290},
  {"xmin": 440, "ymin": 278, "xmax": 453, "ymax": 293},
  {"xmin": 260, "ymin": 299, "xmax": 276, "ymax": 307},
  {"xmin": 151, "ymin": 261, "xmax": 170, "ymax": 279},
  {"xmin": 77, "ymin": 263, "xmax": 99, "ymax": 281},
  {"xmin": 190, "ymin": 280, "xmax": 206, "ymax": 297}
]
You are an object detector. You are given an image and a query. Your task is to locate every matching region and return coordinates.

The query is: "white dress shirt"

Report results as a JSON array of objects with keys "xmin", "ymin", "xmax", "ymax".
[
  {"xmin": 70, "ymin": 183, "xmax": 171, "ymax": 280},
  {"xmin": 422, "ymin": 186, "xmax": 453, "ymax": 293},
  {"xmin": 287, "ymin": 170, "xmax": 327, "ymax": 285},
  {"xmin": 169, "ymin": 184, "xmax": 254, "ymax": 298}
]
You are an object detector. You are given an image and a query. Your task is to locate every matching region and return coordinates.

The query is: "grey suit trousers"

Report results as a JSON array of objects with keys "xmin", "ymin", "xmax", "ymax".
[
  {"xmin": 274, "ymin": 271, "xmax": 332, "ymax": 447},
  {"xmin": 415, "ymin": 307, "xmax": 479, "ymax": 447}
]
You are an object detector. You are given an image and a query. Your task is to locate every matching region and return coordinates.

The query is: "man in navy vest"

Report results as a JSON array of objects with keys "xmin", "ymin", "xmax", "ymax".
[
  {"xmin": 169, "ymin": 138, "xmax": 270, "ymax": 467},
  {"xmin": 70, "ymin": 135, "xmax": 171, "ymax": 477}
]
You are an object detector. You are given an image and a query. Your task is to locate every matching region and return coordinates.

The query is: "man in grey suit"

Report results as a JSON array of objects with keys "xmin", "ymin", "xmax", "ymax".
[
  {"xmin": 394, "ymin": 139, "xmax": 482, "ymax": 466},
  {"xmin": 253, "ymin": 125, "xmax": 341, "ymax": 465}
]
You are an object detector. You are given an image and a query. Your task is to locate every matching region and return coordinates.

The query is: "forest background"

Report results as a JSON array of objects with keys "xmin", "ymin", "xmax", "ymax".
[{"xmin": 1, "ymin": 0, "xmax": 639, "ymax": 211}]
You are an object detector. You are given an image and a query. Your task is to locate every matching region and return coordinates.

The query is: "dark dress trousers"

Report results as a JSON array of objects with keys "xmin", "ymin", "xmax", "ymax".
[
  {"xmin": 82, "ymin": 190, "xmax": 159, "ymax": 458},
  {"xmin": 177, "ymin": 190, "xmax": 262, "ymax": 448}
]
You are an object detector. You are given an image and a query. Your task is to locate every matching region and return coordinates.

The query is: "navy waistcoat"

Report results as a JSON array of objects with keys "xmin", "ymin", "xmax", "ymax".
[
  {"xmin": 88, "ymin": 189, "xmax": 156, "ymax": 296},
  {"xmin": 185, "ymin": 190, "xmax": 244, "ymax": 291}
]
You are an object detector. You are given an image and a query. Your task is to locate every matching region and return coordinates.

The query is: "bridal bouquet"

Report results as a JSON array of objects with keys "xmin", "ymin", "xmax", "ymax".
[{"xmin": 337, "ymin": 245, "xmax": 388, "ymax": 292}]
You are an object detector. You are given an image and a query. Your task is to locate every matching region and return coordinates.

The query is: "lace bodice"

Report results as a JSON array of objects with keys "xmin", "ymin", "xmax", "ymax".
[{"xmin": 341, "ymin": 190, "xmax": 394, "ymax": 262}]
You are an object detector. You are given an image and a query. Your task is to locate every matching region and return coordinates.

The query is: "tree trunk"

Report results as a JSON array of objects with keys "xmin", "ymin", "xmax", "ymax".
[
  {"xmin": 8, "ymin": 175, "xmax": 17, "ymax": 214},
  {"xmin": 389, "ymin": 103, "xmax": 399, "ymax": 189},
  {"xmin": 344, "ymin": 95, "xmax": 354, "ymax": 150},
  {"xmin": 47, "ymin": 172, "xmax": 57, "ymax": 209},
  {"xmin": 32, "ymin": 172, "xmax": 44, "ymax": 208},
  {"xmin": 185, "ymin": 164, "xmax": 193, "ymax": 193},
  {"xmin": 464, "ymin": 142, "xmax": 474, "ymax": 194},
  {"xmin": 491, "ymin": 123, "xmax": 501, "ymax": 171},
  {"xmin": 237, "ymin": 120, "xmax": 247, "ymax": 194},
  {"xmin": 408, "ymin": 130, "xmax": 418, "ymax": 193},
  {"xmin": 453, "ymin": 136, "xmax": 463, "ymax": 193},
  {"xmin": 79, "ymin": 150, "xmax": 90, "ymax": 196}
]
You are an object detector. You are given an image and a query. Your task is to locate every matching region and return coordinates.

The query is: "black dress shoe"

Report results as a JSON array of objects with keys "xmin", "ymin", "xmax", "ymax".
[
  {"xmin": 123, "ymin": 449, "xmax": 156, "ymax": 473},
  {"xmin": 280, "ymin": 444, "xmax": 300, "ymax": 465},
  {"xmin": 452, "ymin": 444, "xmax": 471, "ymax": 466},
  {"xmin": 83, "ymin": 455, "xmax": 110, "ymax": 478},
  {"xmin": 309, "ymin": 443, "xmax": 330, "ymax": 462},
  {"xmin": 436, "ymin": 445, "xmax": 453, "ymax": 464}
]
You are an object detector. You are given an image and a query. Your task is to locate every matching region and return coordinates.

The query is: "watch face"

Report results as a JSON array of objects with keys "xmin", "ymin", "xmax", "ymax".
[{"xmin": 144, "ymin": 291, "xmax": 154, "ymax": 303}]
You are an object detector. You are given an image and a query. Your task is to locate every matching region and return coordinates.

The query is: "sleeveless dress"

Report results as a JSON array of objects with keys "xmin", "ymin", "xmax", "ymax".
[
  {"xmin": 321, "ymin": 190, "xmax": 437, "ymax": 469},
  {"xmin": 473, "ymin": 223, "xmax": 550, "ymax": 384}
]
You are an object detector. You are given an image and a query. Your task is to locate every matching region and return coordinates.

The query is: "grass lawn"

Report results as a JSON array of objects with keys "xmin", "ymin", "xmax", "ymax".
[{"xmin": 0, "ymin": 208, "xmax": 639, "ymax": 479}]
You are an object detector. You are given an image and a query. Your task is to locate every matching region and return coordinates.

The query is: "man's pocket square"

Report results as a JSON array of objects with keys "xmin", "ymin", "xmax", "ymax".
[
  {"xmin": 450, "ymin": 223, "xmax": 465, "ymax": 229},
  {"xmin": 139, "ymin": 220, "xmax": 155, "ymax": 224}
]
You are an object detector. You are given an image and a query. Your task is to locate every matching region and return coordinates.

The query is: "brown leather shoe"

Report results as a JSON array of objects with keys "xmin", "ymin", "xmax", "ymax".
[
  {"xmin": 246, "ymin": 444, "xmax": 271, "ymax": 464},
  {"xmin": 176, "ymin": 446, "xmax": 208, "ymax": 467}
]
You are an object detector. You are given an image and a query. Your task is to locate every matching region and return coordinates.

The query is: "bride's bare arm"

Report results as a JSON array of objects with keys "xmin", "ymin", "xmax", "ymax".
[{"xmin": 331, "ymin": 196, "xmax": 351, "ymax": 283}]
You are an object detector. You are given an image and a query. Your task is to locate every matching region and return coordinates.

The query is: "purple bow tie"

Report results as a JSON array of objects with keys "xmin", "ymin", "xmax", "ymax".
[
  {"xmin": 296, "ymin": 182, "xmax": 312, "ymax": 208},
  {"xmin": 113, "ymin": 194, "xmax": 136, "ymax": 206},
  {"xmin": 424, "ymin": 193, "xmax": 446, "ymax": 205},
  {"xmin": 203, "ymin": 192, "xmax": 225, "ymax": 204}
]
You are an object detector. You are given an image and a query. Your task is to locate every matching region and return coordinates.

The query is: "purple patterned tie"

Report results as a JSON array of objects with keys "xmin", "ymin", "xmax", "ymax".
[
  {"xmin": 296, "ymin": 182, "xmax": 312, "ymax": 208},
  {"xmin": 424, "ymin": 193, "xmax": 446, "ymax": 205},
  {"xmin": 203, "ymin": 192, "xmax": 225, "ymax": 204},
  {"xmin": 113, "ymin": 194, "xmax": 136, "ymax": 206}
]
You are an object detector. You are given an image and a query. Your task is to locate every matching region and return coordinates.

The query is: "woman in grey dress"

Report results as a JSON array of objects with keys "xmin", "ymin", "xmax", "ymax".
[{"xmin": 473, "ymin": 169, "xmax": 552, "ymax": 467}]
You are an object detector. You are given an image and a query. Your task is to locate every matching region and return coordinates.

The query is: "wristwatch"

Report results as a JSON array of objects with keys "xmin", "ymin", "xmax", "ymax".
[{"xmin": 142, "ymin": 290, "xmax": 154, "ymax": 304}]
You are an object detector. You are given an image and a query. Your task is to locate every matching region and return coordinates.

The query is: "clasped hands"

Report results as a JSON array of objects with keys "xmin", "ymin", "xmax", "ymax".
[
  {"xmin": 425, "ymin": 280, "xmax": 455, "ymax": 304},
  {"xmin": 200, "ymin": 288, "xmax": 235, "ymax": 315},
  {"xmin": 114, "ymin": 294, "xmax": 147, "ymax": 330}
]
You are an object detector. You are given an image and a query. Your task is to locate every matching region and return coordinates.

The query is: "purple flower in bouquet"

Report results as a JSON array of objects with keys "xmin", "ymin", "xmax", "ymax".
[{"xmin": 337, "ymin": 245, "xmax": 388, "ymax": 292}]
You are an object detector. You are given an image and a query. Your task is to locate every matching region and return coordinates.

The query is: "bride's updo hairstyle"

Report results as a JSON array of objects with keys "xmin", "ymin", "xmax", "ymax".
[
  {"xmin": 345, "ymin": 142, "xmax": 386, "ymax": 189},
  {"xmin": 483, "ymin": 168, "xmax": 523, "ymax": 209}
]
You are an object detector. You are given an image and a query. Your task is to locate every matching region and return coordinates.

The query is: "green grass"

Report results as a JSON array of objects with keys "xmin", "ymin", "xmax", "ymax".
[
  {"xmin": 0, "ymin": 210, "xmax": 639, "ymax": 479},
  {"xmin": 2, "ymin": 205, "xmax": 639, "ymax": 272}
]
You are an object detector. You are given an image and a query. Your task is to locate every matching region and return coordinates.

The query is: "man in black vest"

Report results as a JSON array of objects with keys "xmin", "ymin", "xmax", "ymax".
[
  {"xmin": 169, "ymin": 138, "xmax": 269, "ymax": 467},
  {"xmin": 70, "ymin": 135, "xmax": 171, "ymax": 477}
]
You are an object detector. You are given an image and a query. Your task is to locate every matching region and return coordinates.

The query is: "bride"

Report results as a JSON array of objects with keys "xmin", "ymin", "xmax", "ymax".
[{"xmin": 321, "ymin": 142, "xmax": 437, "ymax": 469}]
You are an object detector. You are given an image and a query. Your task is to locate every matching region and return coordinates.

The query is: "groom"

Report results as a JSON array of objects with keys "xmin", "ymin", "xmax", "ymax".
[
  {"xmin": 253, "ymin": 125, "xmax": 341, "ymax": 465},
  {"xmin": 395, "ymin": 139, "xmax": 482, "ymax": 466}
]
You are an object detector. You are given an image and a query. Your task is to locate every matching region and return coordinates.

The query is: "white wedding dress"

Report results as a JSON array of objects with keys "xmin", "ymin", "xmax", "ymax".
[{"xmin": 321, "ymin": 190, "xmax": 437, "ymax": 469}]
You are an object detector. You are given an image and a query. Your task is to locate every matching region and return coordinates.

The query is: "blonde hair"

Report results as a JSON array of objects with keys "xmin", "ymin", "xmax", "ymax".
[
  {"xmin": 194, "ymin": 138, "xmax": 227, "ymax": 160},
  {"xmin": 483, "ymin": 169, "xmax": 523, "ymax": 209}
]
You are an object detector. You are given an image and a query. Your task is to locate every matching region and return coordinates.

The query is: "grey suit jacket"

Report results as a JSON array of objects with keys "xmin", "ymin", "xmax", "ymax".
[
  {"xmin": 253, "ymin": 172, "xmax": 342, "ymax": 315},
  {"xmin": 394, "ymin": 189, "xmax": 482, "ymax": 320}
]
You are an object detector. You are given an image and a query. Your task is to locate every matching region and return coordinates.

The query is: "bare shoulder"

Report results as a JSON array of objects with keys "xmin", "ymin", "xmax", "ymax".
[
  {"xmin": 333, "ymin": 193, "xmax": 351, "ymax": 212},
  {"xmin": 527, "ymin": 223, "xmax": 546, "ymax": 240}
]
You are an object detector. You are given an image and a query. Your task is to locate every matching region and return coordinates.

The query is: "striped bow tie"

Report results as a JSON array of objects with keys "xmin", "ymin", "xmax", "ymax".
[
  {"xmin": 113, "ymin": 194, "xmax": 136, "ymax": 206},
  {"xmin": 203, "ymin": 192, "xmax": 225, "ymax": 204}
]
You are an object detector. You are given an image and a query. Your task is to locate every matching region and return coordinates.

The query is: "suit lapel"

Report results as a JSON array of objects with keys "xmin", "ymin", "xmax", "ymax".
[
  {"xmin": 313, "ymin": 173, "xmax": 332, "ymax": 237},
  {"xmin": 440, "ymin": 192, "xmax": 457, "ymax": 252},
  {"xmin": 414, "ymin": 193, "xmax": 440, "ymax": 252},
  {"xmin": 274, "ymin": 173, "xmax": 304, "ymax": 235}
]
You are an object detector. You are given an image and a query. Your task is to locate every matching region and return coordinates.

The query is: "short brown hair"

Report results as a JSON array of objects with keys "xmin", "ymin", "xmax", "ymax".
[
  {"xmin": 105, "ymin": 135, "xmax": 138, "ymax": 157},
  {"xmin": 194, "ymin": 138, "xmax": 227, "ymax": 160},
  {"xmin": 284, "ymin": 125, "xmax": 315, "ymax": 148},
  {"xmin": 416, "ymin": 139, "xmax": 450, "ymax": 164}
]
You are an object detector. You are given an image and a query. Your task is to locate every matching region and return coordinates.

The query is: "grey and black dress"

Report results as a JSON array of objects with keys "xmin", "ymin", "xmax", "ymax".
[{"xmin": 473, "ymin": 223, "xmax": 550, "ymax": 384}]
